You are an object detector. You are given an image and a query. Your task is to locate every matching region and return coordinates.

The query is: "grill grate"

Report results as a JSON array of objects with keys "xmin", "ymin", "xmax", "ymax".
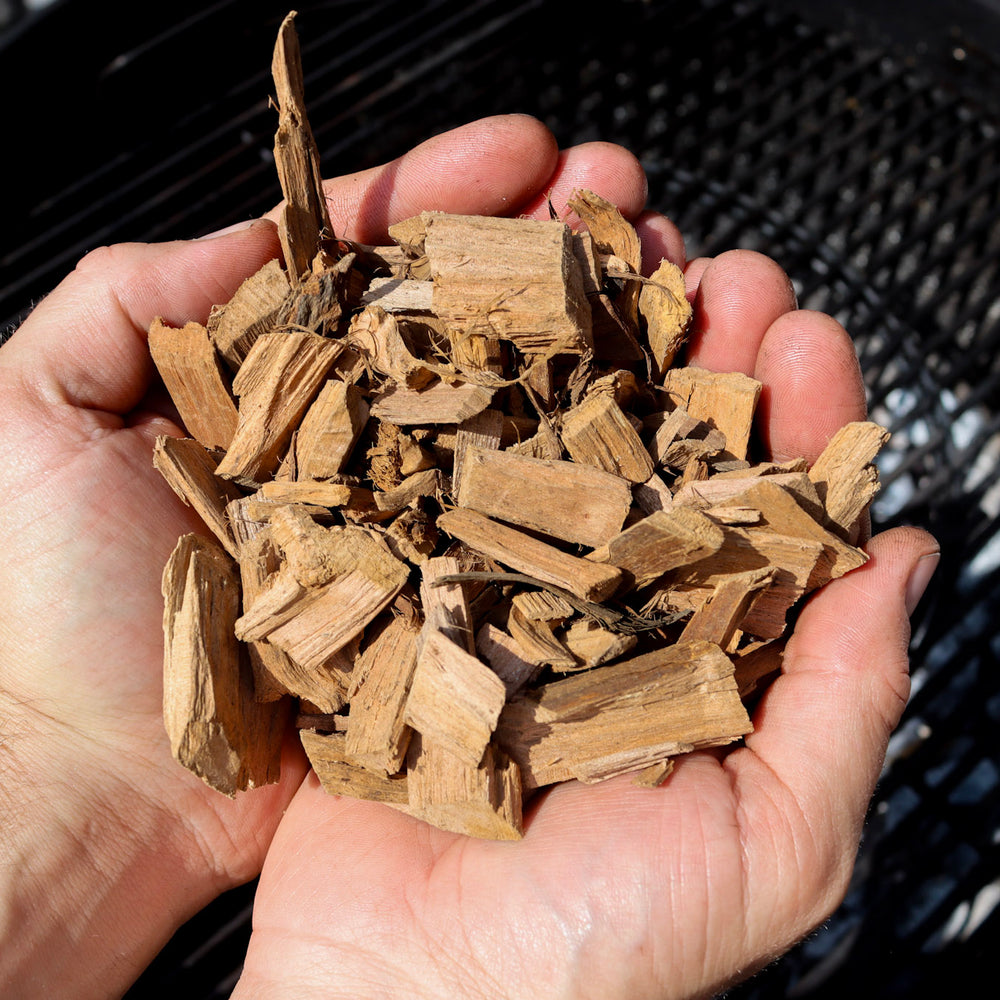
[{"xmin": 3, "ymin": 1, "xmax": 998, "ymax": 996}]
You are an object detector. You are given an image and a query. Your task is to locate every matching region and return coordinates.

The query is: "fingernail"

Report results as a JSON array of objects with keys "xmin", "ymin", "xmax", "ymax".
[
  {"xmin": 195, "ymin": 219, "xmax": 256, "ymax": 240},
  {"xmin": 905, "ymin": 551, "xmax": 940, "ymax": 615}
]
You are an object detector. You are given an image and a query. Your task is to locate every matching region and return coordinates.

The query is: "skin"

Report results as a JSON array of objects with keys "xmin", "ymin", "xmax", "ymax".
[{"xmin": 0, "ymin": 114, "xmax": 938, "ymax": 999}]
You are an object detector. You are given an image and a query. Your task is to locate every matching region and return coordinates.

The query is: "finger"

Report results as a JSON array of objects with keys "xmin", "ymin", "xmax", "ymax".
[
  {"xmin": 635, "ymin": 210, "xmax": 687, "ymax": 273},
  {"xmin": 0, "ymin": 221, "xmax": 280, "ymax": 417},
  {"xmin": 287, "ymin": 115, "xmax": 561, "ymax": 243},
  {"xmin": 517, "ymin": 141, "xmax": 649, "ymax": 223},
  {"xmin": 753, "ymin": 309, "xmax": 868, "ymax": 464},
  {"xmin": 685, "ymin": 250, "xmax": 798, "ymax": 376},
  {"xmin": 731, "ymin": 526, "xmax": 940, "ymax": 926}
]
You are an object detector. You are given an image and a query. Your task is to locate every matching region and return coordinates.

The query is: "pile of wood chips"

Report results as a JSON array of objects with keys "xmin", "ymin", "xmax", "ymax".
[{"xmin": 153, "ymin": 12, "xmax": 887, "ymax": 839}]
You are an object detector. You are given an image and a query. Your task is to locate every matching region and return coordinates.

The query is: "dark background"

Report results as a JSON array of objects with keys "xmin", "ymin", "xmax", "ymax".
[{"xmin": 2, "ymin": 1, "xmax": 998, "ymax": 997}]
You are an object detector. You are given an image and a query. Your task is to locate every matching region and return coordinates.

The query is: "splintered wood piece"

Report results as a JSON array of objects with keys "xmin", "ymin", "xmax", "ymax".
[
  {"xmin": 257, "ymin": 479, "xmax": 354, "ymax": 507},
  {"xmin": 406, "ymin": 735, "xmax": 523, "ymax": 840},
  {"xmin": 662, "ymin": 367, "xmax": 762, "ymax": 463},
  {"xmin": 301, "ymin": 729, "xmax": 410, "ymax": 806},
  {"xmin": 148, "ymin": 318, "xmax": 239, "ymax": 450},
  {"xmin": 344, "ymin": 612, "xmax": 420, "ymax": 775},
  {"xmin": 398, "ymin": 431, "xmax": 437, "ymax": 477},
  {"xmin": 733, "ymin": 638, "xmax": 785, "ymax": 699},
  {"xmin": 567, "ymin": 189, "xmax": 642, "ymax": 274},
  {"xmin": 725, "ymin": 478, "xmax": 868, "ymax": 585},
  {"xmin": 510, "ymin": 588, "xmax": 574, "ymax": 621},
  {"xmin": 634, "ymin": 472, "xmax": 675, "ymax": 514},
  {"xmin": 566, "ymin": 190, "xmax": 642, "ymax": 332},
  {"xmin": 374, "ymin": 468, "xmax": 441, "ymax": 513},
  {"xmin": 403, "ymin": 629, "xmax": 507, "ymax": 766},
  {"xmin": 161, "ymin": 533, "xmax": 286, "ymax": 795},
  {"xmin": 152, "ymin": 436, "xmax": 245, "ymax": 557},
  {"xmin": 808, "ymin": 421, "xmax": 889, "ymax": 539},
  {"xmin": 215, "ymin": 330, "xmax": 342, "ymax": 486},
  {"xmin": 281, "ymin": 378, "xmax": 369, "ymax": 480},
  {"xmin": 663, "ymin": 527, "xmax": 825, "ymax": 638},
  {"xmin": 495, "ymin": 640, "xmax": 752, "ymax": 790},
  {"xmin": 587, "ymin": 507, "xmax": 725, "ymax": 590},
  {"xmin": 456, "ymin": 446, "xmax": 631, "ymax": 548},
  {"xmin": 452, "ymin": 408, "xmax": 505, "ymax": 498},
  {"xmin": 383, "ymin": 504, "xmax": 438, "ymax": 565},
  {"xmin": 210, "ymin": 258, "xmax": 291, "ymax": 371},
  {"xmin": 271, "ymin": 11, "xmax": 334, "ymax": 280},
  {"xmin": 282, "ymin": 252, "xmax": 355, "ymax": 335},
  {"xmin": 638, "ymin": 259, "xmax": 692, "ymax": 377},
  {"xmin": 559, "ymin": 391, "xmax": 655, "ymax": 484},
  {"xmin": 235, "ymin": 519, "xmax": 408, "ymax": 703},
  {"xmin": 673, "ymin": 471, "xmax": 823, "ymax": 521},
  {"xmin": 361, "ymin": 276, "xmax": 434, "ymax": 314},
  {"xmin": 437, "ymin": 507, "xmax": 623, "ymax": 603},
  {"xmin": 507, "ymin": 605, "xmax": 577, "ymax": 670},
  {"xmin": 475, "ymin": 623, "xmax": 541, "ymax": 697},
  {"xmin": 631, "ymin": 760, "xmax": 675, "ymax": 788},
  {"xmin": 420, "ymin": 556, "xmax": 475, "ymax": 653},
  {"xmin": 237, "ymin": 528, "xmax": 298, "ymax": 702},
  {"xmin": 680, "ymin": 566, "xmax": 776, "ymax": 649},
  {"xmin": 234, "ymin": 565, "xmax": 354, "ymax": 713},
  {"xmin": 346, "ymin": 305, "xmax": 438, "ymax": 390},
  {"xmin": 562, "ymin": 618, "xmax": 637, "ymax": 668},
  {"xmin": 646, "ymin": 407, "xmax": 728, "ymax": 469},
  {"xmin": 369, "ymin": 379, "xmax": 496, "ymax": 425},
  {"xmin": 416, "ymin": 212, "xmax": 592, "ymax": 353}
]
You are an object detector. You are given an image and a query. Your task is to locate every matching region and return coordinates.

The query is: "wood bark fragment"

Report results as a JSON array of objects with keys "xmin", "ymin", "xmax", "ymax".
[
  {"xmin": 661, "ymin": 367, "xmax": 762, "ymax": 463},
  {"xmin": 562, "ymin": 618, "xmax": 637, "ymax": 669},
  {"xmin": 148, "ymin": 318, "xmax": 239, "ymax": 450},
  {"xmin": 162, "ymin": 533, "xmax": 286, "ymax": 795},
  {"xmin": 403, "ymin": 629, "xmax": 507, "ymax": 766},
  {"xmin": 153, "ymin": 436, "xmax": 245, "ymax": 557},
  {"xmin": 475, "ymin": 623, "xmax": 541, "ymax": 697},
  {"xmin": 457, "ymin": 446, "xmax": 631, "ymax": 548},
  {"xmin": 210, "ymin": 258, "xmax": 291, "ymax": 371},
  {"xmin": 406, "ymin": 734, "xmax": 523, "ymax": 840},
  {"xmin": 280, "ymin": 378, "xmax": 369, "ymax": 480},
  {"xmin": 344, "ymin": 612, "xmax": 420, "ymax": 775},
  {"xmin": 437, "ymin": 507, "xmax": 623, "ymax": 603},
  {"xmin": 506, "ymin": 604, "xmax": 577, "ymax": 671},
  {"xmin": 560, "ymin": 390, "xmax": 655, "ymax": 484},
  {"xmin": 587, "ymin": 507, "xmax": 725, "ymax": 590},
  {"xmin": 369, "ymin": 379, "xmax": 496, "ymax": 426},
  {"xmin": 417, "ymin": 211, "xmax": 593, "ymax": 354},
  {"xmin": 216, "ymin": 330, "xmax": 343, "ymax": 487},
  {"xmin": 301, "ymin": 729, "xmax": 410, "ymax": 805},
  {"xmin": 271, "ymin": 11, "xmax": 335, "ymax": 280},
  {"xmin": 660, "ymin": 527, "xmax": 825, "ymax": 638},
  {"xmin": 639, "ymin": 259, "xmax": 692, "ymax": 377},
  {"xmin": 495, "ymin": 640, "xmax": 752, "ymax": 790},
  {"xmin": 808, "ymin": 421, "xmax": 889, "ymax": 539}
]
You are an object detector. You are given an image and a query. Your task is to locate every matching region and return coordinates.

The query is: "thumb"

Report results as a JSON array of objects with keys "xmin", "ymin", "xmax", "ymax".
[
  {"xmin": 731, "ymin": 525, "xmax": 939, "ymax": 947},
  {"xmin": 0, "ymin": 220, "xmax": 280, "ymax": 417},
  {"xmin": 747, "ymin": 526, "xmax": 939, "ymax": 823}
]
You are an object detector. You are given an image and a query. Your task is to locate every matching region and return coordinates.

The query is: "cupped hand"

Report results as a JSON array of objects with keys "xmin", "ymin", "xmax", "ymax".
[
  {"xmin": 0, "ymin": 115, "xmax": 648, "ymax": 998},
  {"xmin": 230, "ymin": 212, "xmax": 938, "ymax": 996}
]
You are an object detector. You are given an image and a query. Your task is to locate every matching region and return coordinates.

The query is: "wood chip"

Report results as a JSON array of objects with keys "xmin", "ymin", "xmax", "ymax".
[{"xmin": 151, "ymin": 12, "xmax": 890, "ymax": 840}]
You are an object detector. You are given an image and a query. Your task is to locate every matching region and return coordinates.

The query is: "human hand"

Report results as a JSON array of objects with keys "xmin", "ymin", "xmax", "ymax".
[
  {"xmin": 0, "ymin": 114, "xmax": 653, "ymax": 998},
  {"xmin": 228, "ymin": 189, "xmax": 939, "ymax": 996}
]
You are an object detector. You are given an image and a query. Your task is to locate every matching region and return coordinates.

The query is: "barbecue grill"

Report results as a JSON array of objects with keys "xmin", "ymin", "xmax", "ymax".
[{"xmin": 3, "ymin": 1, "xmax": 998, "ymax": 996}]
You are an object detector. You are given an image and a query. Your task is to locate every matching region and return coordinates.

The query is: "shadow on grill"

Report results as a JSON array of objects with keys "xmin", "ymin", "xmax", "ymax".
[{"xmin": 2, "ymin": 1, "xmax": 997, "ymax": 996}]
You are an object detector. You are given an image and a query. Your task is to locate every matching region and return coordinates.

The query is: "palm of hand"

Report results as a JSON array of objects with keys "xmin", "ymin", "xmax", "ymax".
[{"xmin": 0, "ymin": 235, "xmax": 302, "ymax": 899}]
